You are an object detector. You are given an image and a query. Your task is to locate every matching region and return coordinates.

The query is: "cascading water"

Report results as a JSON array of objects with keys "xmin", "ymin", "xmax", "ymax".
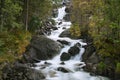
[{"xmin": 34, "ymin": 6, "xmax": 110, "ymax": 80}]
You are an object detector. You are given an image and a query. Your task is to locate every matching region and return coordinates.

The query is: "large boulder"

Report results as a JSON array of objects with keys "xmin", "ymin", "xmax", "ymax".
[
  {"xmin": 59, "ymin": 29, "xmax": 80, "ymax": 39},
  {"xmin": 82, "ymin": 44, "xmax": 96, "ymax": 62},
  {"xmin": 86, "ymin": 53, "xmax": 100, "ymax": 64},
  {"xmin": 60, "ymin": 52, "xmax": 71, "ymax": 61},
  {"xmin": 57, "ymin": 67, "xmax": 72, "ymax": 73},
  {"xmin": 63, "ymin": 13, "xmax": 71, "ymax": 21},
  {"xmin": 68, "ymin": 45, "xmax": 80, "ymax": 56},
  {"xmin": 23, "ymin": 35, "xmax": 62, "ymax": 63},
  {"xmin": 2, "ymin": 62, "xmax": 45, "ymax": 80},
  {"xmin": 59, "ymin": 29, "xmax": 71, "ymax": 38},
  {"xmin": 57, "ymin": 40, "xmax": 70, "ymax": 45},
  {"xmin": 65, "ymin": 7, "xmax": 71, "ymax": 13}
]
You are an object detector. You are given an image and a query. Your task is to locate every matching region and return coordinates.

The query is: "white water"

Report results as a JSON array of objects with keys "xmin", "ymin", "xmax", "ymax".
[{"xmin": 34, "ymin": 6, "xmax": 109, "ymax": 80}]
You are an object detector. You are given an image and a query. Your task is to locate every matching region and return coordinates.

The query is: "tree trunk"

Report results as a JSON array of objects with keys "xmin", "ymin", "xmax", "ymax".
[
  {"xmin": 25, "ymin": 0, "xmax": 29, "ymax": 31},
  {"xmin": 0, "ymin": 0, "xmax": 4, "ymax": 31}
]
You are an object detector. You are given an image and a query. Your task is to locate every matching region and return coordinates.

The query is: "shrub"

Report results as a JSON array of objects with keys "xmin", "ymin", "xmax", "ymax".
[
  {"xmin": 116, "ymin": 63, "xmax": 120, "ymax": 73},
  {"xmin": 70, "ymin": 24, "xmax": 81, "ymax": 38},
  {"xmin": 97, "ymin": 62, "xmax": 107, "ymax": 72}
]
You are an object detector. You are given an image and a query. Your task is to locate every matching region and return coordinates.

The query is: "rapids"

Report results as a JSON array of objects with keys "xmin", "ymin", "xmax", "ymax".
[{"xmin": 34, "ymin": 6, "xmax": 110, "ymax": 80}]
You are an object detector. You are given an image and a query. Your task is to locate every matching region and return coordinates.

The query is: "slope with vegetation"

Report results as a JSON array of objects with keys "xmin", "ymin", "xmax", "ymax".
[
  {"xmin": 70, "ymin": 0, "xmax": 120, "ymax": 79},
  {"xmin": 0, "ymin": 0, "xmax": 57, "ymax": 78}
]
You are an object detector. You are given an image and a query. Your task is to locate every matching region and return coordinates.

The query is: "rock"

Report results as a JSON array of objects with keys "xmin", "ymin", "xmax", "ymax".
[
  {"xmin": 49, "ymin": 70, "xmax": 57, "ymax": 77},
  {"xmin": 59, "ymin": 29, "xmax": 71, "ymax": 38},
  {"xmin": 58, "ymin": 22, "xmax": 62, "ymax": 25},
  {"xmin": 75, "ymin": 42, "xmax": 81, "ymax": 47},
  {"xmin": 82, "ymin": 44, "xmax": 96, "ymax": 62},
  {"xmin": 23, "ymin": 35, "xmax": 62, "ymax": 63},
  {"xmin": 82, "ymin": 45, "xmax": 116, "ymax": 80},
  {"xmin": 86, "ymin": 53, "xmax": 100, "ymax": 64},
  {"xmin": 62, "ymin": 27, "xmax": 66, "ymax": 29},
  {"xmin": 52, "ymin": 26, "xmax": 58, "ymax": 30},
  {"xmin": 74, "ymin": 63, "xmax": 84, "ymax": 66},
  {"xmin": 79, "ymin": 31, "xmax": 93, "ymax": 43},
  {"xmin": 115, "ymin": 72, "xmax": 120, "ymax": 80},
  {"xmin": 59, "ymin": 29, "xmax": 80, "ymax": 39},
  {"xmin": 2, "ymin": 62, "xmax": 45, "ymax": 80},
  {"xmin": 52, "ymin": 9, "xmax": 58, "ymax": 18},
  {"xmin": 57, "ymin": 67, "xmax": 72, "ymax": 73},
  {"xmin": 63, "ymin": 13, "xmax": 71, "ymax": 21},
  {"xmin": 60, "ymin": 52, "xmax": 71, "ymax": 61},
  {"xmin": 60, "ymin": 62, "xmax": 65, "ymax": 65},
  {"xmin": 83, "ymin": 63, "xmax": 93, "ymax": 72},
  {"xmin": 68, "ymin": 45, "xmax": 80, "ymax": 56},
  {"xmin": 44, "ymin": 61, "xmax": 52, "ymax": 66},
  {"xmin": 65, "ymin": 7, "xmax": 71, "ymax": 13},
  {"xmin": 57, "ymin": 40, "xmax": 70, "ymax": 45}
]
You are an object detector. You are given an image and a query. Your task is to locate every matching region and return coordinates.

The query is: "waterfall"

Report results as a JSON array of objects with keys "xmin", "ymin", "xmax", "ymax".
[{"xmin": 33, "ymin": 6, "xmax": 110, "ymax": 80}]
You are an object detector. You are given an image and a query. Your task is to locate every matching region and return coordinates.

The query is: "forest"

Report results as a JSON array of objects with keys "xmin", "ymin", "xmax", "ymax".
[
  {"xmin": 0, "ymin": 0, "xmax": 54, "ymax": 62},
  {"xmin": 0, "ymin": 0, "xmax": 120, "ymax": 80},
  {"xmin": 71, "ymin": 0, "xmax": 120, "ymax": 79}
]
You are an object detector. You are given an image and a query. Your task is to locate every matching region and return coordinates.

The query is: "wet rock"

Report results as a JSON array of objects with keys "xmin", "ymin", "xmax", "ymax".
[
  {"xmin": 60, "ymin": 52, "xmax": 71, "ymax": 61},
  {"xmin": 84, "ymin": 53, "xmax": 117, "ymax": 80},
  {"xmin": 63, "ymin": 13, "xmax": 71, "ymax": 21},
  {"xmin": 83, "ymin": 63, "xmax": 94, "ymax": 72},
  {"xmin": 2, "ymin": 62, "xmax": 45, "ymax": 80},
  {"xmin": 65, "ymin": 7, "xmax": 71, "ymax": 13},
  {"xmin": 57, "ymin": 40, "xmax": 70, "ymax": 45},
  {"xmin": 59, "ymin": 29, "xmax": 80, "ymax": 39},
  {"xmin": 44, "ymin": 61, "xmax": 52, "ymax": 66},
  {"xmin": 49, "ymin": 70, "xmax": 57, "ymax": 77},
  {"xmin": 52, "ymin": 9, "xmax": 58, "ymax": 18},
  {"xmin": 80, "ymin": 32, "xmax": 93, "ymax": 43},
  {"xmin": 62, "ymin": 27, "xmax": 66, "ymax": 29},
  {"xmin": 59, "ymin": 29, "xmax": 71, "ymax": 38},
  {"xmin": 57, "ymin": 67, "xmax": 72, "ymax": 73},
  {"xmin": 58, "ymin": 22, "xmax": 62, "ymax": 25},
  {"xmin": 68, "ymin": 45, "xmax": 80, "ymax": 56},
  {"xmin": 82, "ymin": 44, "xmax": 96, "ymax": 62},
  {"xmin": 22, "ymin": 35, "xmax": 62, "ymax": 63},
  {"xmin": 52, "ymin": 26, "xmax": 58, "ymax": 30},
  {"xmin": 75, "ymin": 42, "xmax": 81, "ymax": 47},
  {"xmin": 60, "ymin": 62, "xmax": 65, "ymax": 65},
  {"xmin": 86, "ymin": 53, "xmax": 100, "ymax": 64},
  {"xmin": 74, "ymin": 63, "xmax": 84, "ymax": 66}
]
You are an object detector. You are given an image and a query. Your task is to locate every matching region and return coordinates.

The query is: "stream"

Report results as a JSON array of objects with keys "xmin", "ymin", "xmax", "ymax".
[{"xmin": 34, "ymin": 6, "xmax": 110, "ymax": 80}]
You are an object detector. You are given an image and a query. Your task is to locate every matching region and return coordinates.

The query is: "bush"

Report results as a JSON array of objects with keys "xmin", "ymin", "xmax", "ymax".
[
  {"xmin": 0, "ymin": 30, "xmax": 31, "ymax": 63},
  {"xmin": 97, "ymin": 62, "xmax": 107, "ymax": 72},
  {"xmin": 70, "ymin": 24, "xmax": 81, "ymax": 38},
  {"xmin": 116, "ymin": 63, "xmax": 120, "ymax": 73}
]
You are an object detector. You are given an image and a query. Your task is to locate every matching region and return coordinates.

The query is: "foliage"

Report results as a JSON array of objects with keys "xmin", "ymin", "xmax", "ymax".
[
  {"xmin": 0, "ymin": 30, "xmax": 31, "ymax": 62},
  {"xmin": 70, "ymin": 24, "xmax": 81, "ymax": 38},
  {"xmin": 29, "ymin": 0, "xmax": 53, "ymax": 19},
  {"xmin": 0, "ymin": 1, "xmax": 55, "ymax": 78},
  {"xmin": 26, "ymin": 0, "xmax": 53, "ymax": 32},
  {"xmin": 97, "ymin": 61, "xmax": 107, "ymax": 72},
  {"xmin": 116, "ymin": 63, "xmax": 120, "ymax": 73},
  {"xmin": 28, "ymin": 16, "xmax": 42, "ymax": 33},
  {"xmin": 71, "ymin": 0, "xmax": 120, "ymax": 65},
  {"xmin": 0, "ymin": 0, "xmax": 23, "ymax": 31}
]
